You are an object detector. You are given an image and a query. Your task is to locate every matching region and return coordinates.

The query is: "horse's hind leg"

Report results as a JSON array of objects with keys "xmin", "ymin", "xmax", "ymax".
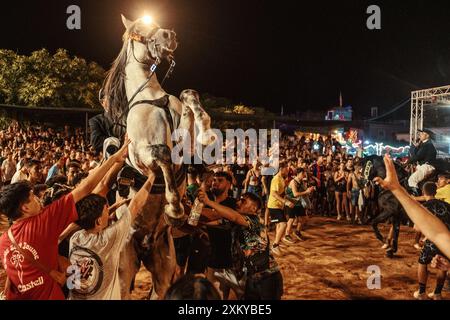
[
  {"xmin": 119, "ymin": 239, "xmax": 141, "ymax": 300},
  {"xmin": 180, "ymin": 89, "xmax": 215, "ymax": 145},
  {"xmin": 143, "ymin": 223, "xmax": 177, "ymax": 299}
]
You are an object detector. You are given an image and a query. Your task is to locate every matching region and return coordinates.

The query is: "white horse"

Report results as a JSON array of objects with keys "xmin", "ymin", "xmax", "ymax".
[{"xmin": 102, "ymin": 14, "xmax": 214, "ymax": 299}]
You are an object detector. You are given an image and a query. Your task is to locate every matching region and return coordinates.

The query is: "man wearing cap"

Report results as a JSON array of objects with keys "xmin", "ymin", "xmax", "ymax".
[{"xmin": 407, "ymin": 129, "xmax": 437, "ymax": 193}]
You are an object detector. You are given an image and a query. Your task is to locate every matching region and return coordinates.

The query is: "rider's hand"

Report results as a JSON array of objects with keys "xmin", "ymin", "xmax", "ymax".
[
  {"xmin": 112, "ymin": 139, "xmax": 131, "ymax": 163},
  {"xmin": 373, "ymin": 155, "xmax": 402, "ymax": 192},
  {"xmin": 431, "ymin": 255, "xmax": 450, "ymax": 272}
]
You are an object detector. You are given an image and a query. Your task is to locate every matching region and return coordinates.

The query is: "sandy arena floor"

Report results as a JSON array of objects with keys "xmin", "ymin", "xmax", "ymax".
[{"xmin": 1, "ymin": 217, "xmax": 448, "ymax": 300}]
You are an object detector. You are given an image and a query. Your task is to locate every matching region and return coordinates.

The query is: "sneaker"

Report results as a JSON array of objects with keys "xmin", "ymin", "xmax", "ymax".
[
  {"xmin": 381, "ymin": 243, "xmax": 390, "ymax": 249},
  {"xmin": 294, "ymin": 231, "xmax": 305, "ymax": 241},
  {"xmin": 337, "ymin": 215, "xmax": 342, "ymax": 221},
  {"xmin": 346, "ymin": 216, "xmax": 351, "ymax": 222},
  {"xmin": 428, "ymin": 292, "xmax": 442, "ymax": 300},
  {"xmin": 283, "ymin": 235, "xmax": 296, "ymax": 245},
  {"xmin": 271, "ymin": 244, "xmax": 282, "ymax": 256},
  {"xmin": 413, "ymin": 290, "xmax": 428, "ymax": 300},
  {"xmin": 413, "ymin": 243, "xmax": 422, "ymax": 251}
]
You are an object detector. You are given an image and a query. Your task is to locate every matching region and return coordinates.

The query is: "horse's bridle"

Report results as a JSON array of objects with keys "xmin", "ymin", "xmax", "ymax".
[
  {"xmin": 363, "ymin": 160, "xmax": 373, "ymax": 187},
  {"xmin": 127, "ymin": 27, "xmax": 177, "ymax": 108},
  {"xmin": 111, "ymin": 26, "xmax": 177, "ymax": 136},
  {"xmin": 114, "ymin": 26, "xmax": 182, "ymax": 194}
]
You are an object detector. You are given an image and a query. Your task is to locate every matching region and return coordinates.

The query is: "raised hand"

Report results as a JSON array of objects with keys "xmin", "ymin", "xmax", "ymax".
[
  {"xmin": 373, "ymin": 154, "xmax": 401, "ymax": 191},
  {"xmin": 113, "ymin": 139, "xmax": 131, "ymax": 162},
  {"xmin": 197, "ymin": 189, "xmax": 211, "ymax": 205}
]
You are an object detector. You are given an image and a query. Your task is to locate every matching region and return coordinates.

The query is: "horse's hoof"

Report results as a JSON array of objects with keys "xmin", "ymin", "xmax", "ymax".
[
  {"xmin": 164, "ymin": 213, "xmax": 186, "ymax": 228},
  {"xmin": 386, "ymin": 249, "xmax": 394, "ymax": 259}
]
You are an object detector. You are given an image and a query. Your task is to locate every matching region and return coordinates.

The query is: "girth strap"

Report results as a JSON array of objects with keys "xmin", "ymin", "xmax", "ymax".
[
  {"xmin": 129, "ymin": 95, "xmax": 175, "ymax": 133},
  {"xmin": 120, "ymin": 163, "xmax": 186, "ymax": 195}
]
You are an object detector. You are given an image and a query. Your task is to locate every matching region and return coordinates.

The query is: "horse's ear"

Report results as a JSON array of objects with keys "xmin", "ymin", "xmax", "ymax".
[{"xmin": 121, "ymin": 14, "xmax": 133, "ymax": 30}]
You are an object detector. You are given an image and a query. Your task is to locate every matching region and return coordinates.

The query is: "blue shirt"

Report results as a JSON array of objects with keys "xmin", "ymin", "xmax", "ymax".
[{"xmin": 46, "ymin": 164, "xmax": 60, "ymax": 182}]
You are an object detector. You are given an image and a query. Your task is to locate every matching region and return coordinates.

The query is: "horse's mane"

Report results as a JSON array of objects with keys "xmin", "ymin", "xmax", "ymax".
[
  {"xmin": 102, "ymin": 23, "xmax": 137, "ymax": 124},
  {"xmin": 362, "ymin": 155, "xmax": 408, "ymax": 180}
]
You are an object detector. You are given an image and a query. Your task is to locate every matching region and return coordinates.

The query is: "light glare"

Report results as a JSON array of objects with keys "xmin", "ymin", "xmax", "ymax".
[{"xmin": 142, "ymin": 15, "xmax": 153, "ymax": 25}]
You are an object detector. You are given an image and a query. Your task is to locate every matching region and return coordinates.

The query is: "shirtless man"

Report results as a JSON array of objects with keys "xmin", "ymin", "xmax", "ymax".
[{"xmin": 347, "ymin": 165, "xmax": 363, "ymax": 224}]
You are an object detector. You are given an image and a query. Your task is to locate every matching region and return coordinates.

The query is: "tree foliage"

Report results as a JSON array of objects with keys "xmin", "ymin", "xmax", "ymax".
[
  {"xmin": 0, "ymin": 49, "xmax": 105, "ymax": 108},
  {"xmin": 199, "ymin": 93, "xmax": 275, "ymax": 130}
]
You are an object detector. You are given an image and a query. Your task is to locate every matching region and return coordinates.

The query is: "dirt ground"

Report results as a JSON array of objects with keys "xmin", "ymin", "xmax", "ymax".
[
  {"xmin": 1, "ymin": 217, "xmax": 448, "ymax": 300},
  {"xmin": 130, "ymin": 217, "xmax": 448, "ymax": 300}
]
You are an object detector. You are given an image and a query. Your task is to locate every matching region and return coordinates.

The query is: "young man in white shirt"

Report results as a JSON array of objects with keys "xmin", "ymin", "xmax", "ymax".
[{"xmin": 68, "ymin": 171, "xmax": 156, "ymax": 300}]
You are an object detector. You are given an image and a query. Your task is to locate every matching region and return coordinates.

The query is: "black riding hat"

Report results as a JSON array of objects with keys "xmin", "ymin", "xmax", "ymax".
[{"xmin": 418, "ymin": 129, "xmax": 436, "ymax": 140}]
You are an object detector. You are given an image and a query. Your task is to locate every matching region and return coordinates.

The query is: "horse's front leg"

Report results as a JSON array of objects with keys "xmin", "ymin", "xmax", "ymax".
[
  {"xmin": 174, "ymin": 97, "xmax": 195, "ymax": 157},
  {"xmin": 149, "ymin": 144, "xmax": 186, "ymax": 227},
  {"xmin": 180, "ymin": 89, "xmax": 216, "ymax": 145},
  {"xmin": 371, "ymin": 209, "xmax": 392, "ymax": 243},
  {"xmin": 391, "ymin": 216, "xmax": 401, "ymax": 253}
]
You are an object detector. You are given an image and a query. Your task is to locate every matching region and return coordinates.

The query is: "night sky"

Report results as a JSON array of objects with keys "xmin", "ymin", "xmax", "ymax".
[{"xmin": 1, "ymin": 0, "xmax": 450, "ymax": 117}]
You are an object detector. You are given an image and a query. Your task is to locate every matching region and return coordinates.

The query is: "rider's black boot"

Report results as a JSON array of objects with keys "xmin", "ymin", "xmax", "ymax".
[{"xmin": 410, "ymin": 187, "xmax": 420, "ymax": 196}]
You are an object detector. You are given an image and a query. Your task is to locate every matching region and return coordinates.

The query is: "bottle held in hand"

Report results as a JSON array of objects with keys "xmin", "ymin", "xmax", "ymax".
[{"xmin": 188, "ymin": 197, "xmax": 204, "ymax": 226}]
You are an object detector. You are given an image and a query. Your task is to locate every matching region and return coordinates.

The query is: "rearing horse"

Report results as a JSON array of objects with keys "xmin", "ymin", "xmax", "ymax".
[
  {"xmin": 361, "ymin": 155, "xmax": 409, "ymax": 258},
  {"xmin": 102, "ymin": 15, "xmax": 214, "ymax": 299}
]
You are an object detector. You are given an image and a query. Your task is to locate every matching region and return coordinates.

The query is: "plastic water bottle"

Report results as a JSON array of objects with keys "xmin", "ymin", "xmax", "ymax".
[{"xmin": 188, "ymin": 198, "xmax": 204, "ymax": 226}]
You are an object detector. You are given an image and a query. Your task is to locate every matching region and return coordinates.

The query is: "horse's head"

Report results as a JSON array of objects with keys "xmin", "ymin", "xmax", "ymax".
[
  {"xmin": 361, "ymin": 155, "xmax": 385, "ymax": 182},
  {"xmin": 121, "ymin": 14, "xmax": 178, "ymax": 64}
]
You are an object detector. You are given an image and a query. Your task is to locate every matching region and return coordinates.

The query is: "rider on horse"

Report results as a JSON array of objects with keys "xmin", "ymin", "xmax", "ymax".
[{"xmin": 407, "ymin": 129, "xmax": 437, "ymax": 195}]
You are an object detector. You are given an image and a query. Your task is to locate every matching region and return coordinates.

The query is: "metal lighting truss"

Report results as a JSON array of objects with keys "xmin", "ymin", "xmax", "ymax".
[{"xmin": 410, "ymin": 85, "xmax": 450, "ymax": 145}]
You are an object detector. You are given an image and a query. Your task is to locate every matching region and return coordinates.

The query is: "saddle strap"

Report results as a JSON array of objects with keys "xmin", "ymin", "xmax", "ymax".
[
  {"xmin": 124, "ymin": 163, "xmax": 187, "ymax": 194},
  {"xmin": 129, "ymin": 95, "xmax": 175, "ymax": 133}
]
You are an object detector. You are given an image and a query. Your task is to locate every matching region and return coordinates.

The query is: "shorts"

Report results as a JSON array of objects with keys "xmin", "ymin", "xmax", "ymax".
[
  {"xmin": 213, "ymin": 268, "xmax": 246, "ymax": 298},
  {"xmin": 173, "ymin": 234, "xmax": 192, "ymax": 267},
  {"xmin": 351, "ymin": 189, "xmax": 360, "ymax": 207},
  {"xmin": 269, "ymin": 208, "xmax": 287, "ymax": 223},
  {"xmin": 286, "ymin": 206, "xmax": 306, "ymax": 219},
  {"xmin": 419, "ymin": 240, "xmax": 440, "ymax": 265},
  {"xmin": 187, "ymin": 234, "xmax": 211, "ymax": 274},
  {"xmin": 247, "ymin": 185, "xmax": 262, "ymax": 197},
  {"xmin": 244, "ymin": 271, "xmax": 284, "ymax": 300}
]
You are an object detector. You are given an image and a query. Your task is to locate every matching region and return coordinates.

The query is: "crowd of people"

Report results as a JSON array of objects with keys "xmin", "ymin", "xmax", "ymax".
[
  {"xmin": 0, "ymin": 122, "xmax": 100, "ymax": 188},
  {"xmin": 0, "ymin": 121, "xmax": 450, "ymax": 300}
]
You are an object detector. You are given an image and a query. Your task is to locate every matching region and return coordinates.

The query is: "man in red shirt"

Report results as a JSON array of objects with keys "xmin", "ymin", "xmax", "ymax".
[{"xmin": 0, "ymin": 140, "xmax": 130, "ymax": 300}]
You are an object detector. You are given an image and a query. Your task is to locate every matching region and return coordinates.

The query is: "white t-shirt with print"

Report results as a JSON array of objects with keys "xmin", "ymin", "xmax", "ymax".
[{"xmin": 68, "ymin": 207, "xmax": 131, "ymax": 300}]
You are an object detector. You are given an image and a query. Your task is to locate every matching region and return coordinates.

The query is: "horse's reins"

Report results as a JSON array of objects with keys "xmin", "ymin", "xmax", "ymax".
[
  {"xmin": 127, "ymin": 29, "xmax": 177, "ymax": 108},
  {"xmin": 115, "ymin": 26, "xmax": 183, "ymax": 193},
  {"xmin": 111, "ymin": 27, "xmax": 177, "ymax": 138}
]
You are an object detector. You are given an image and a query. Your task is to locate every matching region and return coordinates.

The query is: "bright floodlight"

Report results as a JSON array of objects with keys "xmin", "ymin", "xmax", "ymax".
[{"xmin": 142, "ymin": 15, "xmax": 153, "ymax": 24}]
